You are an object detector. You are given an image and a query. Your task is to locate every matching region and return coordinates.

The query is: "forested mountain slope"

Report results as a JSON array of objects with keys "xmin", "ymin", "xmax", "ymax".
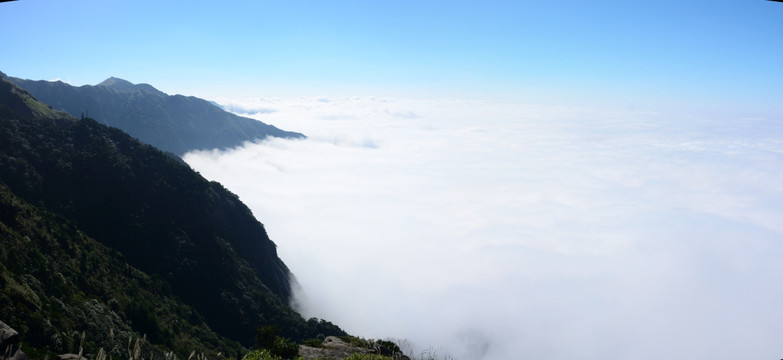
[{"xmin": 0, "ymin": 78, "xmax": 343, "ymax": 357}]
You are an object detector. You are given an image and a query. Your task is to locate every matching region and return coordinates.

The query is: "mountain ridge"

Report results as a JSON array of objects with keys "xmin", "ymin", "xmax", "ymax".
[{"xmin": 6, "ymin": 75, "xmax": 304, "ymax": 155}]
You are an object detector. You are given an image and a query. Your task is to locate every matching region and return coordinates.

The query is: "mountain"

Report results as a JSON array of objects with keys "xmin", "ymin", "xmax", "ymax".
[
  {"xmin": 4, "ymin": 75, "xmax": 304, "ymax": 156},
  {"xmin": 0, "ymin": 180, "xmax": 245, "ymax": 358},
  {"xmin": 0, "ymin": 78, "xmax": 344, "ymax": 358}
]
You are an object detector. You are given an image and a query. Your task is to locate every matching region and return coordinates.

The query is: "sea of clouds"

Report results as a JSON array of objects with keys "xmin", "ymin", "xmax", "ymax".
[{"xmin": 184, "ymin": 97, "xmax": 783, "ymax": 360}]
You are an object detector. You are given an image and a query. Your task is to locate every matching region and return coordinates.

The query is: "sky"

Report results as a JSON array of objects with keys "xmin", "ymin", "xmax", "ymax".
[
  {"xmin": 2, "ymin": 0, "xmax": 783, "ymax": 108},
  {"xmin": 3, "ymin": 1, "xmax": 783, "ymax": 359}
]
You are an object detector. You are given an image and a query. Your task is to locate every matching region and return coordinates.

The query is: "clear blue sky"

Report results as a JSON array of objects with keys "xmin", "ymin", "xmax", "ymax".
[{"xmin": 2, "ymin": 0, "xmax": 782, "ymax": 109}]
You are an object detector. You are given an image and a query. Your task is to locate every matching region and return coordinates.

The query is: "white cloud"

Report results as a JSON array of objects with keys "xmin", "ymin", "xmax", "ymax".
[
  {"xmin": 184, "ymin": 97, "xmax": 783, "ymax": 360},
  {"xmin": 48, "ymin": 77, "xmax": 71, "ymax": 84}
]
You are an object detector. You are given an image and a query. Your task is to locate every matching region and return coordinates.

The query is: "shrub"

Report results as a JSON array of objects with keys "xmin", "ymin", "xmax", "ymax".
[
  {"xmin": 340, "ymin": 336, "xmax": 372, "ymax": 349},
  {"xmin": 243, "ymin": 349, "xmax": 280, "ymax": 360},
  {"xmin": 302, "ymin": 338, "xmax": 323, "ymax": 348},
  {"xmin": 270, "ymin": 336, "xmax": 299, "ymax": 359},
  {"xmin": 254, "ymin": 325, "xmax": 300, "ymax": 359},
  {"xmin": 375, "ymin": 340, "xmax": 401, "ymax": 353}
]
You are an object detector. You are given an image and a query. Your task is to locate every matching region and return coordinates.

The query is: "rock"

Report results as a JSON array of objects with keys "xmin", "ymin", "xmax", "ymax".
[
  {"xmin": 297, "ymin": 336, "xmax": 411, "ymax": 360},
  {"xmin": 0, "ymin": 321, "xmax": 26, "ymax": 360},
  {"xmin": 7, "ymin": 350, "xmax": 28, "ymax": 360},
  {"xmin": 298, "ymin": 336, "xmax": 373, "ymax": 360},
  {"xmin": 322, "ymin": 336, "xmax": 370, "ymax": 352},
  {"xmin": 56, "ymin": 354, "xmax": 89, "ymax": 360},
  {"xmin": 0, "ymin": 321, "xmax": 20, "ymax": 347}
]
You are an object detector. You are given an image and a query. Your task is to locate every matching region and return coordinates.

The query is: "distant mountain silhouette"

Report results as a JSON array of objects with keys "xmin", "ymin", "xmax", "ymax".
[
  {"xmin": 0, "ymin": 77, "xmax": 343, "ymax": 357},
  {"xmin": 5, "ymin": 75, "xmax": 304, "ymax": 155}
]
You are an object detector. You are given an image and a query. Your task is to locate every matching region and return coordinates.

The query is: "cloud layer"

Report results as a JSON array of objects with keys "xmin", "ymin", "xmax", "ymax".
[{"xmin": 184, "ymin": 97, "xmax": 783, "ymax": 360}]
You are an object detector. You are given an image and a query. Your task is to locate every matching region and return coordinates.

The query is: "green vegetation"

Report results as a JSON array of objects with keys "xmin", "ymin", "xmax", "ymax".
[
  {"xmin": 301, "ymin": 339, "xmax": 324, "ymax": 348},
  {"xmin": 374, "ymin": 340, "xmax": 401, "ymax": 354},
  {"xmin": 243, "ymin": 349, "xmax": 284, "ymax": 360},
  {"xmin": 0, "ymin": 180, "xmax": 241, "ymax": 358},
  {"xmin": 254, "ymin": 326, "xmax": 299, "ymax": 359},
  {"xmin": 338, "ymin": 336, "xmax": 373, "ymax": 350},
  {"xmin": 0, "ymin": 78, "xmax": 345, "ymax": 358},
  {"xmin": 337, "ymin": 336, "xmax": 400, "ymax": 354},
  {"xmin": 0, "ymin": 78, "xmax": 70, "ymax": 121}
]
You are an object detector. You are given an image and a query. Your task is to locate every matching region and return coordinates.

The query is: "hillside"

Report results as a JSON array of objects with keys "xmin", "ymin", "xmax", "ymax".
[
  {"xmin": 0, "ymin": 78, "xmax": 344, "ymax": 357},
  {"xmin": 4, "ymin": 75, "xmax": 304, "ymax": 156},
  {"xmin": 0, "ymin": 181, "xmax": 244, "ymax": 358}
]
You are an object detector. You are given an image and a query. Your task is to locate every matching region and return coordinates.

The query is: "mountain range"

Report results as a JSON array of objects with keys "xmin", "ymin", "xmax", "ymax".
[
  {"xmin": 0, "ymin": 76, "xmax": 344, "ymax": 359},
  {"xmin": 4, "ymin": 74, "xmax": 304, "ymax": 156}
]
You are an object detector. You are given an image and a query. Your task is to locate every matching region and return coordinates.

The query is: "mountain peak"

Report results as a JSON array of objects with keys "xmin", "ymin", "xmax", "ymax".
[
  {"xmin": 97, "ymin": 76, "xmax": 164, "ymax": 95},
  {"xmin": 97, "ymin": 76, "xmax": 134, "ymax": 89}
]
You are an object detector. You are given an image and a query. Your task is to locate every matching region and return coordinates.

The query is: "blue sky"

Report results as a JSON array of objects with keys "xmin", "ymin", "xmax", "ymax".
[{"xmin": 2, "ymin": 0, "xmax": 782, "ymax": 109}]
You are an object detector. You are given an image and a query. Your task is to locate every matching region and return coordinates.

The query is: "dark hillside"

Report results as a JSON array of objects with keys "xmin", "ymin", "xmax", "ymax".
[
  {"xmin": 5, "ymin": 75, "xmax": 304, "ymax": 156},
  {"xmin": 0, "ymin": 181, "xmax": 244, "ymax": 358},
  {"xmin": 0, "ymin": 78, "xmax": 344, "ymax": 351}
]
